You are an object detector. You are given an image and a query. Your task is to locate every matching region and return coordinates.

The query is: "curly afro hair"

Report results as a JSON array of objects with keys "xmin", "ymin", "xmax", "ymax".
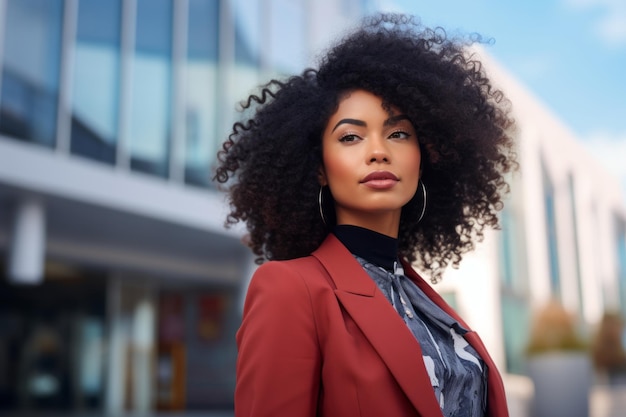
[{"xmin": 214, "ymin": 14, "xmax": 517, "ymax": 282}]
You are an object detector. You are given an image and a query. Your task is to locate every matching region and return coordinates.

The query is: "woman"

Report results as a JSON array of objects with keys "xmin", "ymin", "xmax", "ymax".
[{"xmin": 215, "ymin": 14, "xmax": 517, "ymax": 417}]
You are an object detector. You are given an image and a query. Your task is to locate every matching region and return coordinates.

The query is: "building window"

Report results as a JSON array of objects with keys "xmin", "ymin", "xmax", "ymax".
[
  {"xmin": 568, "ymin": 173, "xmax": 584, "ymax": 312},
  {"xmin": 542, "ymin": 161, "xmax": 561, "ymax": 297},
  {"xmin": 184, "ymin": 0, "xmax": 220, "ymax": 187},
  {"xmin": 70, "ymin": 0, "xmax": 122, "ymax": 164},
  {"xmin": 617, "ymin": 216, "xmax": 626, "ymax": 315},
  {"xmin": 498, "ymin": 202, "xmax": 530, "ymax": 374},
  {"xmin": 499, "ymin": 207, "xmax": 516, "ymax": 289},
  {"xmin": 500, "ymin": 294, "xmax": 529, "ymax": 374},
  {"xmin": 0, "ymin": 0, "xmax": 64, "ymax": 148},
  {"xmin": 267, "ymin": 0, "xmax": 306, "ymax": 74},
  {"xmin": 129, "ymin": 0, "xmax": 173, "ymax": 178},
  {"xmin": 233, "ymin": 0, "xmax": 260, "ymax": 68},
  {"xmin": 229, "ymin": 0, "xmax": 261, "ymax": 117}
]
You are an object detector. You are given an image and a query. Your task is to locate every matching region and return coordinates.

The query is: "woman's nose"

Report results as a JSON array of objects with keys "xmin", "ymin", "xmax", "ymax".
[{"xmin": 368, "ymin": 137, "xmax": 390, "ymax": 163}]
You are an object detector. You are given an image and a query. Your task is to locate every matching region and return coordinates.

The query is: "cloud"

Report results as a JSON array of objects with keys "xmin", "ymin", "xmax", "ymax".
[{"xmin": 563, "ymin": 0, "xmax": 626, "ymax": 46}]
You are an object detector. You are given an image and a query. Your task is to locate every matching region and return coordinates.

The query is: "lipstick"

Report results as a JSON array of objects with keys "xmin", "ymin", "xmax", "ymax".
[{"xmin": 360, "ymin": 171, "xmax": 399, "ymax": 189}]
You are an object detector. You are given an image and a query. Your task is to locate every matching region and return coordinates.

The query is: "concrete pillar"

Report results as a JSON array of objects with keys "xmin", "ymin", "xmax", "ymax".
[{"xmin": 7, "ymin": 198, "xmax": 46, "ymax": 284}]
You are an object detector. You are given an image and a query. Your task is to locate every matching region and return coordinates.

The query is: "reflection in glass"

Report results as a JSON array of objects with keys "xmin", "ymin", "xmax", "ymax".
[
  {"xmin": 542, "ymin": 161, "xmax": 561, "ymax": 297},
  {"xmin": 129, "ymin": 0, "xmax": 173, "ymax": 178},
  {"xmin": 499, "ymin": 204, "xmax": 530, "ymax": 374},
  {"xmin": 617, "ymin": 218, "xmax": 626, "ymax": 310},
  {"xmin": 567, "ymin": 174, "xmax": 584, "ymax": 313},
  {"xmin": 498, "ymin": 206, "xmax": 525, "ymax": 290},
  {"xmin": 268, "ymin": 0, "xmax": 306, "ymax": 74},
  {"xmin": 233, "ymin": 0, "xmax": 260, "ymax": 67},
  {"xmin": 70, "ymin": 0, "xmax": 121, "ymax": 164},
  {"xmin": 500, "ymin": 294, "xmax": 529, "ymax": 374},
  {"xmin": 185, "ymin": 0, "xmax": 219, "ymax": 187},
  {"xmin": 229, "ymin": 0, "xmax": 261, "ymax": 118},
  {"xmin": 0, "ymin": 0, "xmax": 64, "ymax": 148}
]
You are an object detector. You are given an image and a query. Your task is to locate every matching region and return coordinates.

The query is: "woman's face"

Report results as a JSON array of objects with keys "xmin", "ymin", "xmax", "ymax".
[{"xmin": 320, "ymin": 89, "xmax": 421, "ymax": 237}]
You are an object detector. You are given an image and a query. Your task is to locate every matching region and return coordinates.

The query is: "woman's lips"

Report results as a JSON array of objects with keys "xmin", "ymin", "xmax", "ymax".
[{"xmin": 360, "ymin": 171, "xmax": 399, "ymax": 189}]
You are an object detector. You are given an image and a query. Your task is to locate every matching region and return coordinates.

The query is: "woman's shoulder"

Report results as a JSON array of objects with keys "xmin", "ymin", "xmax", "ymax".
[
  {"xmin": 250, "ymin": 255, "xmax": 332, "ymax": 291},
  {"xmin": 253, "ymin": 255, "xmax": 329, "ymax": 284}
]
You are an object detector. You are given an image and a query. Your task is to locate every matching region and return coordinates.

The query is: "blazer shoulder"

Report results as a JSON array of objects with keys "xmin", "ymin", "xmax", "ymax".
[{"xmin": 252, "ymin": 256, "xmax": 332, "ymax": 291}]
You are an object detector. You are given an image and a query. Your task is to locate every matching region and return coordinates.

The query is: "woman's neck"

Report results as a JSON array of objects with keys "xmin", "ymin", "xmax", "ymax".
[
  {"xmin": 333, "ymin": 224, "xmax": 399, "ymax": 272},
  {"xmin": 334, "ymin": 211, "xmax": 401, "ymax": 238}
]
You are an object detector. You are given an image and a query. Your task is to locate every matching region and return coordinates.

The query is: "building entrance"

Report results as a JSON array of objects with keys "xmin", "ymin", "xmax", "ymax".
[{"xmin": 0, "ymin": 268, "xmax": 107, "ymax": 412}]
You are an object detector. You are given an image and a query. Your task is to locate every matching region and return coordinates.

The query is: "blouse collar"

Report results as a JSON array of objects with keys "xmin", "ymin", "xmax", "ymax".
[{"xmin": 333, "ymin": 224, "xmax": 398, "ymax": 272}]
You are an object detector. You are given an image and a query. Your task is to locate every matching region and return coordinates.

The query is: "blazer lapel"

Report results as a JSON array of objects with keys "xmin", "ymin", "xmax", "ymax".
[
  {"xmin": 313, "ymin": 235, "xmax": 443, "ymax": 417},
  {"xmin": 403, "ymin": 262, "xmax": 509, "ymax": 417}
]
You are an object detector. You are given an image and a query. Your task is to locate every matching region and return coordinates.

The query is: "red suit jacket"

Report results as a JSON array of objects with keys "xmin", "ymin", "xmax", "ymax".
[{"xmin": 235, "ymin": 234, "xmax": 509, "ymax": 417}]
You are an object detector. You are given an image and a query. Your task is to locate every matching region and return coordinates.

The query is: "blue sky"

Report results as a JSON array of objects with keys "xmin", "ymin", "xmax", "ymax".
[{"xmin": 381, "ymin": 0, "xmax": 626, "ymax": 195}]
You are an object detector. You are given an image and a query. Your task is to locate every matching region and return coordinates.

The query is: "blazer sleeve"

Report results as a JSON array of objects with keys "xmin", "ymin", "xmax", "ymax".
[{"xmin": 235, "ymin": 261, "xmax": 322, "ymax": 417}]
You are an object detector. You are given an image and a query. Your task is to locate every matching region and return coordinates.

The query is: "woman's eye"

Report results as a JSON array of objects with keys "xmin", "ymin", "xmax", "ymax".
[
  {"xmin": 389, "ymin": 130, "xmax": 411, "ymax": 140},
  {"xmin": 339, "ymin": 134, "xmax": 360, "ymax": 143}
]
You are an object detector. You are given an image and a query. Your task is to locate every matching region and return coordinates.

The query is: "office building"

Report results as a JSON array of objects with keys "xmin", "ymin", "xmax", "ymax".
[
  {"xmin": 0, "ymin": 0, "xmax": 375, "ymax": 413},
  {"xmin": 2, "ymin": 1, "xmax": 625, "ymax": 416}
]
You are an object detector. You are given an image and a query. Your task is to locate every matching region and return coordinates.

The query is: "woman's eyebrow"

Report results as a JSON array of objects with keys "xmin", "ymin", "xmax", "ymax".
[
  {"xmin": 331, "ymin": 114, "xmax": 410, "ymax": 132},
  {"xmin": 384, "ymin": 114, "xmax": 410, "ymax": 127},
  {"xmin": 331, "ymin": 118, "xmax": 366, "ymax": 132}
]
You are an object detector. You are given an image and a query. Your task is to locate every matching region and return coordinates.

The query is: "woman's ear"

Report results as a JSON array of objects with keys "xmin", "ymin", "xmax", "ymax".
[{"xmin": 318, "ymin": 166, "xmax": 328, "ymax": 186}]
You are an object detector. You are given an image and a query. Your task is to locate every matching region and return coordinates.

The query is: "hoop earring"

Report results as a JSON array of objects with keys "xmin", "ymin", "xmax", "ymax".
[
  {"xmin": 318, "ymin": 186, "xmax": 328, "ymax": 226},
  {"xmin": 417, "ymin": 180, "xmax": 427, "ymax": 223}
]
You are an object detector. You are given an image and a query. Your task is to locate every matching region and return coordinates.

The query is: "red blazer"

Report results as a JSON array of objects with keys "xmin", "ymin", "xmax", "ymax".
[{"xmin": 235, "ymin": 234, "xmax": 509, "ymax": 417}]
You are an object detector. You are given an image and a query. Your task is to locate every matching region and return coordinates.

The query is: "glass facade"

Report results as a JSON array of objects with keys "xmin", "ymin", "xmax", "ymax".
[
  {"xmin": 617, "ymin": 217, "xmax": 626, "ymax": 315},
  {"xmin": 0, "ymin": 272, "xmax": 108, "ymax": 411},
  {"xmin": 499, "ymin": 207, "xmax": 517, "ymax": 289},
  {"xmin": 129, "ymin": 0, "xmax": 173, "ymax": 178},
  {"xmin": 0, "ymin": 0, "xmax": 328, "ymax": 186},
  {"xmin": 0, "ymin": 0, "xmax": 64, "ymax": 148},
  {"xmin": 70, "ymin": 0, "xmax": 122, "ymax": 164},
  {"xmin": 498, "ymin": 203, "xmax": 530, "ymax": 374},
  {"xmin": 568, "ymin": 173, "xmax": 584, "ymax": 312},
  {"xmin": 0, "ymin": 0, "xmax": 362, "ymax": 414},
  {"xmin": 267, "ymin": 0, "xmax": 307, "ymax": 74},
  {"xmin": 231, "ymin": 0, "xmax": 261, "ymax": 106},
  {"xmin": 185, "ymin": 0, "xmax": 220, "ymax": 187},
  {"xmin": 500, "ymin": 295, "xmax": 529, "ymax": 375},
  {"xmin": 542, "ymin": 160, "xmax": 561, "ymax": 298}
]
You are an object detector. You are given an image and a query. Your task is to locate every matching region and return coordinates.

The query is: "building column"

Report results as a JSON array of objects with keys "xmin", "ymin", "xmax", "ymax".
[{"xmin": 7, "ymin": 198, "xmax": 46, "ymax": 284}]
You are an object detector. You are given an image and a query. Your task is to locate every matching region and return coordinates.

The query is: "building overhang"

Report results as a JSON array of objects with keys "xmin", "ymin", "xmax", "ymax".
[{"xmin": 0, "ymin": 137, "xmax": 250, "ymax": 284}]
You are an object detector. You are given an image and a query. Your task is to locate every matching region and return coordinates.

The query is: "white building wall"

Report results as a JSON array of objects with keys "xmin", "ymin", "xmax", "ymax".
[
  {"xmin": 517, "ymin": 122, "xmax": 553, "ymax": 304},
  {"xmin": 421, "ymin": 42, "xmax": 626, "ymax": 397},
  {"xmin": 434, "ymin": 233, "xmax": 505, "ymax": 368},
  {"xmin": 430, "ymin": 46, "xmax": 626, "ymax": 417}
]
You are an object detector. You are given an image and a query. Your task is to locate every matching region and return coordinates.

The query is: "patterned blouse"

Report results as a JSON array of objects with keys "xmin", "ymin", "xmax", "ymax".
[{"xmin": 334, "ymin": 225, "xmax": 487, "ymax": 417}]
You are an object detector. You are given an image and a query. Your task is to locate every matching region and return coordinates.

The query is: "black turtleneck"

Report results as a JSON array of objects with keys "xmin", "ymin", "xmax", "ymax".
[{"xmin": 333, "ymin": 225, "xmax": 399, "ymax": 272}]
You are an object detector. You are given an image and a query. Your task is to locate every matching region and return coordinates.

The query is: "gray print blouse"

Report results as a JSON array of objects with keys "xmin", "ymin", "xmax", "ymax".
[{"xmin": 355, "ymin": 256, "xmax": 488, "ymax": 417}]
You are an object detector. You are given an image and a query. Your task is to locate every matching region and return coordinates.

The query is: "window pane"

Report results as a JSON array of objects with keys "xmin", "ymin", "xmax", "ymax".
[
  {"xmin": 230, "ymin": 0, "xmax": 260, "ymax": 100},
  {"xmin": 70, "ymin": 0, "xmax": 121, "ymax": 164},
  {"xmin": 129, "ymin": 0, "xmax": 173, "ymax": 178},
  {"xmin": 542, "ymin": 162, "xmax": 561, "ymax": 297},
  {"xmin": 268, "ymin": 0, "xmax": 306, "ymax": 74},
  {"xmin": 568, "ymin": 174, "xmax": 584, "ymax": 313},
  {"xmin": 501, "ymin": 294, "xmax": 530, "ymax": 374},
  {"xmin": 233, "ymin": 0, "xmax": 260, "ymax": 67},
  {"xmin": 0, "ymin": 0, "xmax": 64, "ymax": 147},
  {"xmin": 617, "ymin": 217, "xmax": 626, "ymax": 314},
  {"xmin": 184, "ymin": 0, "xmax": 219, "ymax": 187}
]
